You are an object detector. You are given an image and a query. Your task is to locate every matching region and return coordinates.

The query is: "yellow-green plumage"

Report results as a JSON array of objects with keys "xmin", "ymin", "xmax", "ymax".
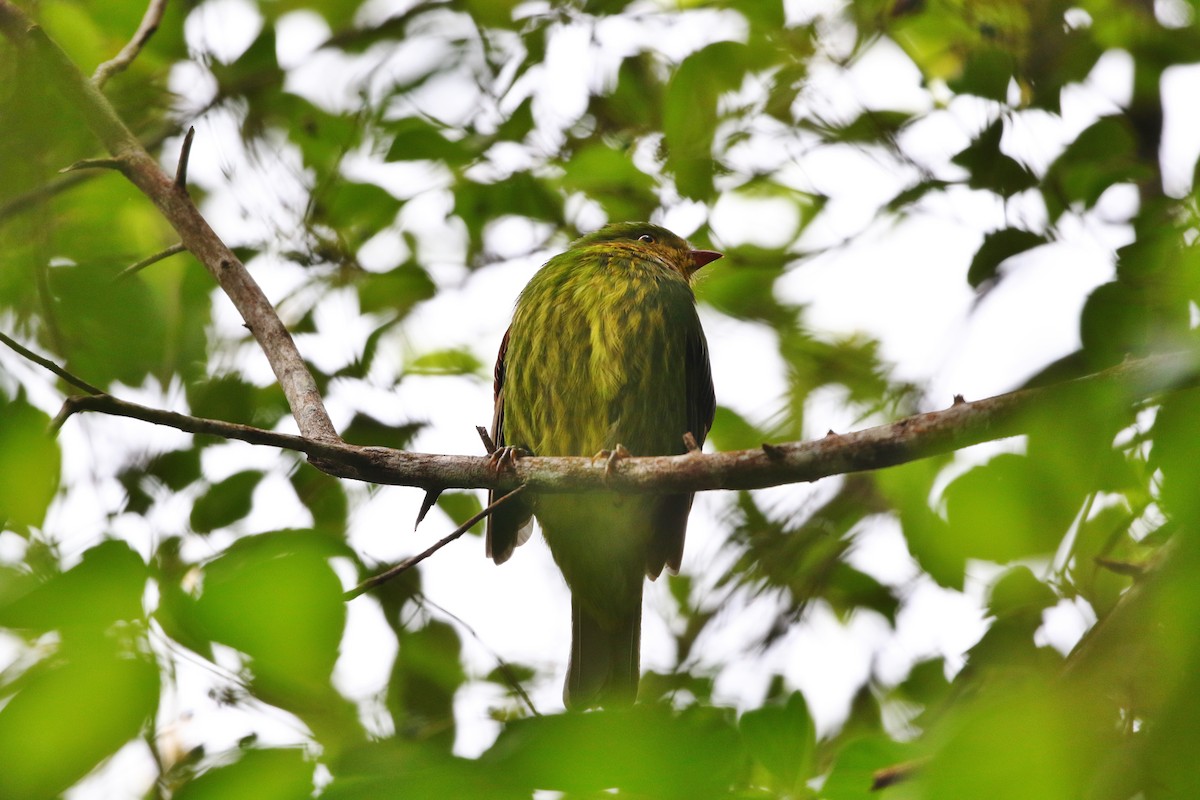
[{"xmin": 487, "ymin": 222, "xmax": 718, "ymax": 708}]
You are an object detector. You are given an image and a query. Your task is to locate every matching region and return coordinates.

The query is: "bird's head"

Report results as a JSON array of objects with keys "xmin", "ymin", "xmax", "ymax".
[{"xmin": 574, "ymin": 222, "xmax": 722, "ymax": 280}]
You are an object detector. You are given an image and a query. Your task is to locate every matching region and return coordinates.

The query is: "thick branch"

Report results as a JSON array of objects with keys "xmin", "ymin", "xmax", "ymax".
[
  {"xmin": 55, "ymin": 352, "xmax": 1199, "ymax": 494},
  {"xmin": 0, "ymin": 1, "xmax": 338, "ymax": 443}
]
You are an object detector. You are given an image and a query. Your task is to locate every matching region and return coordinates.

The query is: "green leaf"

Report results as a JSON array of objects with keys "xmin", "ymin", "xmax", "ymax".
[
  {"xmin": 187, "ymin": 375, "xmax": 290, "ymax": 429},
  {"xmin": 318, "ymin": 181, "xmax": 403, "ymax": 250},
  {"xmin": 435, "ymin": 491, "xmax": 485, "ymax": 533},
  {"xmin": 821, "ymin": 735, "xmax": 914, "ymax": 800},
  {"xmin": 190, "ymin": 470, "xmax": 264, "ymax": 533},
  {"xmin": 942, "ymin": 453, "xmax": 1080, "ymax": 563},
  {"xmin": 951, "ymin": 120, "xmax": 1037, "ymax": 199},
  {"xmin": 341, "ymin": 412, "xmax": 424, "ymax": 450},
  {"xmin": 559, "ymin": 142, "xmax": 658, "ymax": 221},
  {"xmin": 356, "ymin": 263, "xmax": 436, "ymax": 316},
  {"xmin": 192, "ymin": 531, "xmax": 347, "ymax": 699},
  {"xmin": 708, "ymin": 406, "xmax": 768, "ymax": 452},
  {"xmin": 482, "ymin": 705, "xmax": 743, "ymax": 797},
  {"xmin": 950, "ymin": 47, "xmax": 1016, "ymax": 101},
  {"xmin": 915, "ymin": 679, "xmax": 1109, "ymax": 800},
  {"xmin": 384, "ymin": 117, "xmax": 475, "ymax": 165},
  {"xmin": 739, "ymin": 691, "xmax": 815, "ymax": 789},
  {"xmin": 663, "ymin": 40, "xmax": 770, "ymax": 199},
  {"xmin": 174, "ymin": 747, "xmax": 314, "ymax": 800},
  {"xmin": 453, "ymin": 173, "xmax": 564, "ymax": 262},
  {"xmin": 968, "ymin": 228, "xmax": 1046, "ymax": 287},
  {"xmin": 876, "ymin": 457, "xmax": 963, "ymax": 589},
  {"xmin": 290, "ymin": 466, "xmax": 348, "ymax": 533},
  {"xmin": 0, "ymin": 394, "xmax": 60, "ymax": 529},
  {"xmin": 405, "ymin": 347, "xmax": 484, "ymax": 377},
  {"xmin": 389, "ymin": 619, "xmax": 465, "ymax": 742},
  {"xmin": 0, "ymin": 540, "xmax": 145, "ymax": 633},
  {"xmin": 1044, "ymin": 115, "xmax": 1149, "ymax": 220},
  {"xmin": 0, "ymin": 640, "xmax": 159, "ymax": 799}
]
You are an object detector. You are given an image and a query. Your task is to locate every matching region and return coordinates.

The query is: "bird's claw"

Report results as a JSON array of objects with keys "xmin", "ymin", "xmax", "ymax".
[
  {"xmin": 488, "ymin": 445, "xmax": 526, "ymax": 472},
  {"xmin": 592, "ymin": 444, "xmax": 632, "ymax": 482}
]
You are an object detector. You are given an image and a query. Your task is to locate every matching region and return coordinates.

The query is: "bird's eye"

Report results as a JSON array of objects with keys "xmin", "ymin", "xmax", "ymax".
[{"xmin": 638, "ymin": 234, "xmax": 655, "ymax": 243}]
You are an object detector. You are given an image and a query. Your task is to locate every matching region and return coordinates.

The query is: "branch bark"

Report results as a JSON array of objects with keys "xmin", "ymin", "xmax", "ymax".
[{"xmin": 45, "ymin": 352, "xmax": 1199, "ymax": 494}]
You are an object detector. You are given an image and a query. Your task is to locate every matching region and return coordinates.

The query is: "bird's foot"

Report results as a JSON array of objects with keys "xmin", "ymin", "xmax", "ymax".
[
  {"xmin": 488, "ymin": 445, "xmax": 527, "ymax": 472},
  {"xmin": 592, "ymin": 444, "xmax": 632, "ymax": 481}
]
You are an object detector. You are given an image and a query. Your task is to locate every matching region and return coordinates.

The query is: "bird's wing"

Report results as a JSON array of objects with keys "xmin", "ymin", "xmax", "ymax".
[
  {"xmin": 486, "ymin": 326, "xmax": 534, "ymax": 564},
  {"xmin": 648, "ymin": 315, "xmax": 715, "ymax": 578},
  {"xmin": 686, "ymin": 319, "xmax": 716, "ymax": 448}
]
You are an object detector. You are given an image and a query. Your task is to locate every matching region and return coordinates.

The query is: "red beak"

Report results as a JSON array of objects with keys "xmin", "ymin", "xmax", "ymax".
[{"xmin": 689, "ymin": 249, "xmax": 723, "ymax": 270}]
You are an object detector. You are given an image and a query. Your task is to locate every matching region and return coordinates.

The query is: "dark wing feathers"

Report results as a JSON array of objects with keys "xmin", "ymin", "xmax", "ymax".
[
  {"xmin": 486, "ymin": 326, "xmax": 534, "ymax": 564},
  {"xmin": 647, "ymin": 319, "xmax": 715, "ymax": 578}
]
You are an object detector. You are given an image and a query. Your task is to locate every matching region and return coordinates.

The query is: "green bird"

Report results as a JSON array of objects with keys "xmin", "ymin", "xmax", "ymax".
[{"xmin": 487, "ymin": 222, "xmax": 719, "ymax": 708}]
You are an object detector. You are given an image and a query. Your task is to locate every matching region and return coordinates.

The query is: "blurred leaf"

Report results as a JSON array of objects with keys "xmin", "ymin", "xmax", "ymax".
[
  {"xmin": 455, "ymin": 174, "xmax": 564, "ymax": 263},
  {"xmin": 436, "ymin": 491, "xmax": 485, "ymax": 532},
  {"xmin": 384, "ymin": 117, "xmax": 476, "ymax": 165},
  {"xmin": 951, "ymin": 120, "xmax": 1037, "ymax": 199},
  {"xmin": 192, "ymin": 531, "xmax": 351, "ymax": 722},
  {"xmin": 190, "ymin": 470, "xmax": 264, "ymax": 533},
  {"xmin": 0, "ymin": 394, "xmax": 60, "ymax": 529},
  {"xmin": 559, "ymin": 142, "xmax": 658, "ymax": 221},
  {"xmin": 0, "ymin": 540, "xmax": 145, "ymax": 633},
  {"xmin": 187, "ymin": 375, "xmax": 290, "ymax": 429},
  {"xmin": 821, "ymin": 735, "xmax": 914, "ymax": 800},
  {"xmin": 290, "ymin": 465, "xmax": 348, "ymax": 532},
  {"xmin": 915, "ymin": 679, "xmax": 1112, "ymax": 800},
  {"xmin": 405, "ymin": 347, "xmax": 484, "ymax": 376},
  {"xmin": 877, "ymin": 457, "xmax": 964, "ymax": 589},
  {"xmin": 967, "ymin": 228, "xmax": 1045, "ymax": 288},
  {"xmin": 1044, "ymin": 115, "xmax": 1150, "ymax": 220},
  {"xmin": 356, "ymin": 263, "xmax": 436, "ymax": 316},
  {"xmin": 950, "ymin": 47, "xmax": 1015, "ymax": 101},
  {"xmin": 739, "ymin": 691, "xmax": 815, "ymax": 789},
  {"xmin": 481, "ymin": 706, "xmax": 743, "ymax": 797},
  {"xmin": 0, "ymin": 640, "xmax": 158, "ymax": 800},
  {"xmin": 341, "ymin": 412, "xmax": 424, "ymax": 450},
  {"xmin": 389, "ymin": 618, "xmax": 464, "ymax": 743},
  {"xmin": 325, "ymin": 739, "xmax": 510, "ymax": 799},
  {"xmin": 710, "ymin": 406, "xmax": 769, "ymax": 452},
  {"xmin": 942, "ymin": 453, "xmax": 1080, "ymax": 564},
  {"xmin": 174, "ymin": 747, "xmax": 314, "ymax": 800},
  {"xmin": 1152, "ymin": 388, "xmax": 1200, "ymax": 524},
  {"xmin": 664, "ymin": 40, "xmax": 771, "ymax": 199},
  {"xmin": 317, "ymin": 181, "xmax": 403, "ymax": 251}
]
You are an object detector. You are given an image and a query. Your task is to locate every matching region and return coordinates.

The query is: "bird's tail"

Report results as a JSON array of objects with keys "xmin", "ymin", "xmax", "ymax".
[{"xmin": 564, "ymin": 593, "xmax": 641, "ymax": 709}]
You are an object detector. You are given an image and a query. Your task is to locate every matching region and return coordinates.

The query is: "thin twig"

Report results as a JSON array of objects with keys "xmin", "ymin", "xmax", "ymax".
[
  {"xmin": 61, "ymin": 157, "xmax": 126, "ymax": 173},
  {"xmin": 114, "ymin": 242, "xmax": 186, "ymax": 281},
  {"xmin": 344, "ymin": 486, "xmax": 528, "ymax": 601},
  {"xmin": 0, "ymin": 330, "xmax": 103, "ymax": 395},
  {"xmin": 92, "ymin": 0, "xmax": 169, "ymax": 88},
  {"xmin": 416, "ymin": 593, "xmax": 540, "ymax": 717},
  {"xmin": 174, "ymin": 126, "xmax": 194, "ymax": 191}
]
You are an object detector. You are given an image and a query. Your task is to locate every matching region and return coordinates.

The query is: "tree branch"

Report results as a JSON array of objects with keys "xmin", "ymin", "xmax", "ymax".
[
  {"xmin": 43, "ymin": 351, "xmax": 1199, "ymax": 494},
  {"xmin": 0, "ymin": 330, "xmax": 103, "ymax": 395},
  {"xmin": 91, "ymin": 0, "xmax": 169, "ymax": 88},
  {"xmin": 0, "ymin": 0, "xmax": 339, "ymax": 443},
  {"xmin": 114, "ymin": 242, "xmax": 186, "ymax": 281}
]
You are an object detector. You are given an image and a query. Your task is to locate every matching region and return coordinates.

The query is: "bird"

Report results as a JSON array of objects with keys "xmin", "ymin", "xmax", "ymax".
[{"xmin": 486, "ymin": 221, "xmax": 719, "ymax": 709}]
